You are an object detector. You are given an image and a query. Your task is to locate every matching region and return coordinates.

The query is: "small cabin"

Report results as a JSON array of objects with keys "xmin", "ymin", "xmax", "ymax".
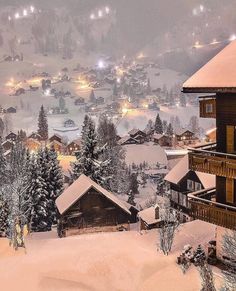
[
  {"xmin": 153, "ymin": 134, "xmax": 172, "ymax": 147},
  {"xmin": 1, "ymin": 140, "xmax": 14, "ymax": 152},
  {"xmin": 49, "ymin": 134, "xmax": 63, "ymax": 144},
  {"xmin": 56, "ymin": 174, "xmax": 132, "ymax": 237},
  {"xmin": 138, "ymin": 204, "xmax": 163, "ymax": 231},
  {"xmin": 118, "ymin": 136, "xmax": 139, "ymax": 146},
  {"xmin": 6, "ymin": 107, "xmax": 17, "ymax": 113},
  {"xmin": 175, "ymin": 129, "xmax": 195, "ymax": 144},
  {"xmin": 5, "ymin": 132, "xmax": 17, "ymax": 142},
  {"xmin": 25, "ymin": 138, "xmax": 41, "ymax": 152},
  {"xmin": 66, "ymin": 139, "xmax": 81, "ymax": 155},
  {"xmin": 28, "ymin": 132, "xmax": 42, "ymax": 141},
  {"xmin": 128, "ymin": 129, "xmax": 146, "ymax": 144},
  {"xmin": 49, "ymin": 140, "xmax": 65, "ymax": 155}
]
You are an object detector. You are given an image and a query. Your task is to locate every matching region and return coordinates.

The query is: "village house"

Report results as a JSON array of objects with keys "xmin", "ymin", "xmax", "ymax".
[
  {"xmin": 143, "ymin": 128, "xmax": 155, "ymax": 141},
  {"xmin": 1, "ymin": 140, "xmax": 14, "ymax": 152},
  {"xmin": 117, "ymin": 136, "xmax": 139, "ymax": 146},
  {"xmin": 6, "ymin": 107, "xmax": 17, "ymax": 114},
  {"xmin": 48, "ymin": 140, "xmax": 65, "ymax": 155},
  {"xmin": 49, "ymin": 134, "xmax": 63, "ymax": 144},
  {"xmin": 25, "ymin": 138, "xmax": 42, "ymax": 153},
  {"xmin": 5, "ymin": 132, "xmax": 17, "ymax": 142},
  {"xmin": 56, "ymin": 174, "xmax": 133, "ymax": 237},
  {"xmin": 175, "ymin": 128, "xmax": 196, "ymax": 145},
  {"xmin": 164, "ymin": 155, "xmax": 215, "ymax": 222},
  {"xmin": 28, "ymin": 132, "xmax": 42, "ymax": 141},
  {"xmin": 153, "ymin": 133, "xmax": 172, "ymax": 147},
  {"xmin": 182, "ymin": 40, "xmax": 236, "ymax": 260},
  {"xmin": 128, "ymin": 128, "xmax": 146, "ymax": 144},
  {"xmin": 66, "ymin": 139, "xmax": 81, "ymax": 155},
  {"xmin": 138, "ymin": 205, "xmax": 162, "ymax": 231}
]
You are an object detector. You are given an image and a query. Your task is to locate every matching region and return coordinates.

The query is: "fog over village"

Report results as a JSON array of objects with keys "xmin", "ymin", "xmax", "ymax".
[{"xmin": 0, "ymin": 1, "xmax": 235, "ymax": 291}]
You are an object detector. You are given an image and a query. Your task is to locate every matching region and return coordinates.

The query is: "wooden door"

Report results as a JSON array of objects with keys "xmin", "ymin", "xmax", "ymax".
[{"xmin": 226, "ymin": 125, "xmax": 234, "ymax": 153}]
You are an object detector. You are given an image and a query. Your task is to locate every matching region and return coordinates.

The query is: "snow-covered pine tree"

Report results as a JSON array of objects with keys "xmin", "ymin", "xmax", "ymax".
[
  {"xmin": 0, "ymin": 140, "xmax": 7, "ymax": 186},
  {"xmin": 0, "ymin": 185, "xmax": 9, "ymax": 236},
  {"xmin": 129, "ymin": 173, "xmax": 139, "ymax": 194},
  {"xmin": 30, "ymin": 149, "xmax": 50, "ymax": 232},
  {"xmin": 97, "ymin": 115, "xmax": 129, "ymax": 193},
  {"xmin": 72, "ymin": 115, "xmax": 111, "ymax": 189},
  {"xmin": 89, "ymin": 90, "xmax": 96, "ymax": 103},
  {"xmin": 127, "ymin": 190, "xmax": 135, "ymax": 206},
  {"xmin": 48, "ymin": 146, "xmax": 64, "ymax": 225},
  {"xmin": 155, "ymin": 113, "xmax": 163, "ymax": 134},
  {"xmin": 166, "ymin": 123, "xmax": 174, "ymax": 136},
  {"xmin": 38, "ymin": 105, "xmax": 48, "ymax": 141}
]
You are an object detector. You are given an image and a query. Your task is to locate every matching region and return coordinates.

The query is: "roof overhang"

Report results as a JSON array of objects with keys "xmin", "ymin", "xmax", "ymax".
[{"xmin": 183, "ymin": 87, "xmax": 236, "ymax": 94}]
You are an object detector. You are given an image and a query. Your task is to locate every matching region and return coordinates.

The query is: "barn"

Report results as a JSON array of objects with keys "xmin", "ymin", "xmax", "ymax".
[{"xmin": 56, "ymin": 174, "xmax": 132, "ymax": 237}]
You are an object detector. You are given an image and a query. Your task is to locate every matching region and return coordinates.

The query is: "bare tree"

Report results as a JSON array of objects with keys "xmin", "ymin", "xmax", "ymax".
[
  {"xmin": 158, "ymin": 206, "xmax": 180, "ymax": 255},
  {"xmin": 177, "ymin": 244, "xmax": 216, "ymax": 291},
  {"xmin": 221, "ymin": 231, "xmax": 236, "ymax": 290}
]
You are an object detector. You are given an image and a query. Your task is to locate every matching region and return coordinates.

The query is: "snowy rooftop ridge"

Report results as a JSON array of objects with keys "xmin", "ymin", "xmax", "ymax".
[
  {"xmin": 164, "ymin": 155, "xmax": 215, "ymax": 188},
  {"xmin": 183, "ymin": 40, "xmax": 236, "ymax": 93},
  {"xmin": 56, "ymin": 174, "xmax": 131, "ymax": 215}
]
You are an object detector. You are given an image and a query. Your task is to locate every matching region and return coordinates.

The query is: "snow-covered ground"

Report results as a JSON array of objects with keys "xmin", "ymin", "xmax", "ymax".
[{"xmin": 0, "ymin": 220, "xmax": 221, "ymax": 291}]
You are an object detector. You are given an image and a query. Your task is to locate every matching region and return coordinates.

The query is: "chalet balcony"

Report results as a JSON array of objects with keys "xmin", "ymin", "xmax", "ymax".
[
  {"xmin": 199, "ymin": 95, "xmax": 216, "ymax": 118},
  {"xmin": 189, "ymin": 144, "xmax": 236, "ymax": 179},
  {"xmin": 188, "ymin": 188, "xmax": 236, "ymax": 230}
]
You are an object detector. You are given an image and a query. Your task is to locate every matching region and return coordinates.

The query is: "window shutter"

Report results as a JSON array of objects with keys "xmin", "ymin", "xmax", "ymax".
[
  {"xmin": 226, "ymin": 178, "xmax": 234, "ymax": 204},
  {"xmin": 226, "ymin": 125, "xmax": 234, "ymax": 153}
]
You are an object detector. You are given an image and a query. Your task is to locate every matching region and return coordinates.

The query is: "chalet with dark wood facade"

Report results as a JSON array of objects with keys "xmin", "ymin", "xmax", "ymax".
[
  {"xmin": 66, "ymin": 139, "xmax": 81, "ymax": 155},
  {"xmin": 128, "ymin": 129, "xmax": 146, "ymax": 144},
  {"xmin": 153, "ymin": 134, "xmax": 172, "ymax": 147},
  {"xmin": 56, "ymin": 174, "xmax": 132, "ymax": 237},
  {"xmin": 175, "ymin": 129, "xmax": 195, "ymax": 144},
  {"xmin": 182, "ymin": 40, "xmax": 236, "ymax": 258},
  {"xmin": 165, "ymin": 155, "xmax": 215, "ymax": 222}
]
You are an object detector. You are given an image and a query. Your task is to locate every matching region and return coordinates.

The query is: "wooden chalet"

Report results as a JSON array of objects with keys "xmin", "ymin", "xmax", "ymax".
[
  {"xmin": 175, "ymin": 129, "xmax": 195, "ymax": 144},
  {"xmin": 28, "ymin": 132, "xmax": 42, "ymax": 141},
  {"xmin": 164, "ymin": 155, "xmax": 215, "ymax": 222},
  {"xmin": 183, "ymin": 40, "xmax": 236, "ymax": 258},
  {"xmin": 5, "ymin": 132, "xmax": 17, "ymax": 142},
  {"xmin": 49, "ymin": 140, "xmax": 65, "ymax": 154},
  {"xmin": 66, "ymin": 139, "xmax": 81, "ymax": 155},
  {"xmin": 25, "ymin": 138, "xmax": 41, "ymax": 152},
  {"xmin": 128, "ymin": 129, "xmax": 146, "ymax": 144},
  {"xmin": 138, "ymin": 204, "xmax": 163, "ymax": 231},
  {"xmin": 1, "ymin": 140, "xmax": 14, "ymax": 152},
  {"xmin": 56, "ymin": 174, "xmax": 132, "ymax": 237},
  {"xmin": 49, "ymin": 134, "xmax": 63, "ymax": 144},
  {"xmin": 153, "ymin": 134, "xmax": 172, "ymax": 147},
  {"xmin": 118, "ymin": 136, "xmax": 139, "ymax": 146}
]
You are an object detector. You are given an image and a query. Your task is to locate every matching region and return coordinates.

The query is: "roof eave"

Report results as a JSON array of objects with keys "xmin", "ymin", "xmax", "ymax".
[{"xmin": 183, "ymin": 87, "xmax": 236, "ymax": 94}]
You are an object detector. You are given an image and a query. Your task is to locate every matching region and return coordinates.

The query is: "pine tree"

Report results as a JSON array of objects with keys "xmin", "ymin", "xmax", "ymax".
[
  {"xmin": 0, "ymin": 185, "xmax": 9, "ymax": 236},
  {"xmin": 30, "ymin": 150, "xmax": 50, "ymax": 232},
  {"xmin": 72, "ymin": 116, "xmax": 111, "ymax": 188},
  {"xmin": 166, "ymin": 123, "xmax": 174, "ymax": 136},
  {"xmin": 47, "ymin": 146, "xmax": 64, "ymax": 225},
  {"xmin": 38, "ymin": 105, "xmax": 48, "ymax": 141},
  {"xmin": 129, "ymin": 173, "xmax": 139, "ymax": 194},
  {"xmin": 162, "ymin": 120, "xmax": 168, "ymax": 134},
  {"xmin": 0, "ymin": 140, "xmax": 7, "ymax": 186},
  {"xmin": 0, "ymin": 118, "xmax": 4, "ymax": 137},
  {"xmin": 89, "ymin": 90, "xmax": 96, "ymax": 103},
  {"xmin": 155, "ymin": 114, "xmax": 163, "ymax": 134},
  {"xmin": 127, "ymin": 190, "xmax": 135, "ymax": 206}
]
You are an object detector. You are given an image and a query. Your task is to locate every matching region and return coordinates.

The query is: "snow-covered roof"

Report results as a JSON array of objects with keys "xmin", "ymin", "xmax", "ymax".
[
  {"xmin": 183, "ymin": 41, "xmax": 236, "ymax": 93},
  {"xmin": 153, "ymin": 133, "xmax": 169, "ymax": 140},
  {"xmin": 175, "ymin": 128, "xmax": 193, "ymax": 136},
  {"xmin": 205, "ymin": 127, "xmax": 217, "ymax": 136},
  {"xmin": 164, "ymin": 155, "xmax": 215, "ymax": 188},
  {"xmin": 128, "ymin": 128, "xmax": 144, "ymax": 136},
  {"xmin": 165, "ymin": 149, "xmax": 189, "ymax": 157},
  {"xmin": 118, "ymin": 136, "xmax": 137, "ymax": 145},
  {"xmin": 56, "ymin": 174, "xmax": 131, "ymax": 215},
  {"xmin": 67, "ymin": 138, "xmax": 81, "ymax": 146},
  {"xmin": 138, "ymin": 206, "xmax": 161, "ymax": 225}
]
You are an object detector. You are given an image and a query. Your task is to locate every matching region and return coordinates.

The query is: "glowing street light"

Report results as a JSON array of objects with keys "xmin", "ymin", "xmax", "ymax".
[
  {"xmin": 30, "ymin": 6, "xmax": 35, "ymax": 13},
  {"xmin": 229, "ymin": 34, "xmax": 236, "ymax": 42},
  {"xmin": 105, "ymin": 6, "xmax": 110, "ymax": 14},
  {"xmin": 8, "ymin": 16, "xmax": 11, "ymax": 21},
  {"xmin": 199, "ymin": 5, "xmax": 204, "ymax": 12},
  {"xmin": 15, "ymin": 13, "xmax": 20, "ymax": 19},
  {"xmin": 23, "ymin": 9, "xmax": 28, "ymax": 17},
  {"xmin": 98, "ymin": 60, "xmax": 105, "ymax": 69},
  {"xmin": 90, "ymin": 13, "xmax": 95, "ymax": 20},
  {"xmin": 98, "ymin": 10, "xmax": 103, "ymax": 18}
]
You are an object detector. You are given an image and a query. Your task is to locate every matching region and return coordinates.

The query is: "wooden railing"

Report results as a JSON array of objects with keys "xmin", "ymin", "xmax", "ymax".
[
  {"xmin": 188, "ymin": 188, "xmax": 236, "ymax": 230},
  {"xmin": 189, "ymin": 147, "xmax": 236, "ymax": 179}
]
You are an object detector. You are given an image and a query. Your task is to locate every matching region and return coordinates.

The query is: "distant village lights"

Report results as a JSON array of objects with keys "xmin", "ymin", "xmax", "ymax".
[
  {"xmin": 229, "ymin": 34, "xmax": 236, "ymax": 42},
  {"xmin": 98, "ymin": 60, "xmax": 105, "ymax": 69}
]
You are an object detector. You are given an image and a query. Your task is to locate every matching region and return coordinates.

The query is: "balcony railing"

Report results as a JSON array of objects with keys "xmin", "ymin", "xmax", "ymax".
[
  {"xmin": 189, "ymin": 145, "xmax": 236, "ymax": 179},
  {"xmin": 188, "ymin": 188, "xmax": 236, "ymax": 230},
  {"xmin": 199, "ymin": 95, "xmax": 216, "ymax": 118}
]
